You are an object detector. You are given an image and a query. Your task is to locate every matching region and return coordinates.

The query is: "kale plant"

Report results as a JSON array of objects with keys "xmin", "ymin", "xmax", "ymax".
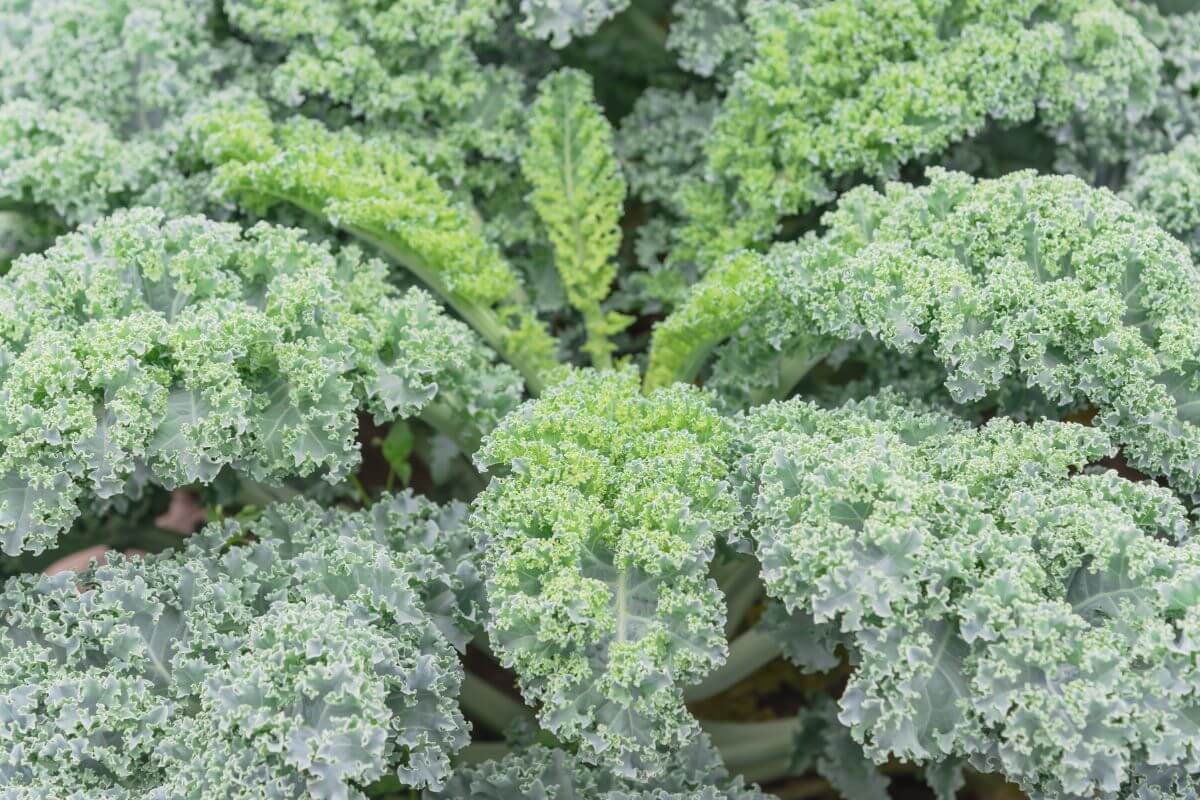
[{"xmin": 4, "ymin": 2, "xmax": 1200, "ymax": 799}]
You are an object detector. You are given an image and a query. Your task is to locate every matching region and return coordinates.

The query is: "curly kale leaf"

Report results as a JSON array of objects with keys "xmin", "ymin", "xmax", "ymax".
[
  {"xmin": 0, "ymin": 102, "xmax": 166, "ymax": 225},
  {"xmin": 613, "ymin": 88, "xmax": 717, "ymax": 313},
  {"xmin": 224, "ymin": 0, "xmax": 510, "ymax": 124},
  {"xmin": 0, "ymin": 0, "xmax": 249, "ymax": 226},
  {"xmin": 657, "ymin": 169, "xmax": 1200, "ymax": 497},
  {"xmin": 666, "ymin": 0, "xmax": 751, "ymax": 80},
  {"xmin": 0, "ymin": 0, "xmax": 244, "ymax": 131},
  {"xmin": 677, "ymin": 0, "xmax": 1162, "ymax": 265},
  {"xmin": 1058, "ymin": 1, "xmax": 1200, "ymax": 183},
  {"xmin": 523, "ymin": 68, "xmax": 630, "ymax": 367},
  {"xmin": 518, "ymin": 0, "xmax": 631, "ymax": 47},
  {"xmin": 0, "ymin": 495, "xmax": 473, "ymax": 796},
  {"xmin": 192, "ymin": 99, "xmax": 560, "ymax": 391},
  {"xmin": 739, "ymin": 391, "xmax": 1200, "ymax": 799},
  {"xmin": 471, "ymin": 368, "xmax": 739, "ymax": 777},
  {"xmin": 1122, "ymin": 134, "xmax": 1200, "ymax": 257},
  {"xmin": 0, "ymin": 207, "xmax": 521, "ymax": 555},
  {"xmin": 433, "ymin": 735, "xmax": 767, "ymax": 799},
  {"xmin": 616, "ymin": 88, "xmax": 716, "ymax": 216}
]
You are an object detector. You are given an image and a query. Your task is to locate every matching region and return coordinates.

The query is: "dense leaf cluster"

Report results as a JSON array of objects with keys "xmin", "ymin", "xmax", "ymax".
[
  {"xmin": 1, "ymin": 494, "xmax": 475, "ymax": 797},
  {"xmin": 5, "ymin": 2, "xmax": 1200, "ymax": 800}
]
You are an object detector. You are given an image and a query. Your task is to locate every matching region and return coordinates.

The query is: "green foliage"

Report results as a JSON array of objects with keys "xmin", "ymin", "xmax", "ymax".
[
  {"xmin": 0, "ymin": 208, "xmax": 519, "ymax": 555},
  {"xmin": 0, "ymin": 0, "xmax": 245, "ymax": 130},
  {"xmin": 0, "ymin": 210, "xmax": 60, "ymax": 273},
  {"xmin": 644, "ymin": 251, "xmax": 772, "ymax": 391},
  {"xmin": 617, "ymin": 88, "xmax": 716, "ymax": 215},
  {"xmin": 523, "ymin": 69, "xmax": 631, "ymax": 366},
  {"xmin": 1123, "ymin": 134, "xmax": 1200, "ymax": 256},
  {"xmin": 666, "ymin": 0, "xmax": 750, "ymax": 80},
  {"xmin": 677, "ymin": 0, "xmax": 1162, "ymax": 266},
  {"xmin": 0, "ymin": 0, "xmax": 248, "ymax": 230},
  {"xmin": 738, "ymin": 391, "xmax": 1200, "ymax": 798},
  {"xmin": 192, "ymin": 98, "xmax": 560, "ymax": 391},
  {"xmin": 0, "ymin": 494, "xmax": 475, "ymax": 796},
  {"xmin": 614, "ymin": 88, "xmax": 717, "ymax": 311},
  {"xmin": 0, "ymin": 102, "xmax": 166, "ymax": 224},
  {"xmin": 472, "ymin": 368, "xmax": 739, "ymax": 776},
  {"xmin": 7, "ymin": 2, "xmax": 1200, "ymax": 799},
  {"xmin": 432, "ymin": 737, "xmax": 767, "ymax": 799},
  {"xmin": 224, "ymin": 0, "xmax": 509, "ymax": 127},
  {"xmin": 381, "ymin": 422, "xmax": 417, "ymax": 487},
  {"xmin": 659, "ymin": 169, "xmax": 1200, "ymax": 499},
  {"xmin": 519, "ymin": 0, "xmax": 632, "ymax": 47},
  {"xmin": 1060, "ymin": 1, "xmax": 1200, "ymax": 182}
]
